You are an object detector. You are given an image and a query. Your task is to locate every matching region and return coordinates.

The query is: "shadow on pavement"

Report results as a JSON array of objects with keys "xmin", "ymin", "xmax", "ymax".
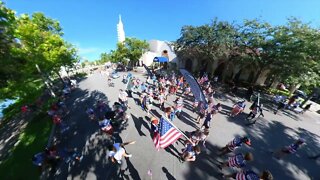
[
  {"xmin": 162, "ymin": 167, "xmax": 176, "ymax": 180},
  {"xmin": 131, "ymin": 114, "xmax": 149, "ymax": 137}
]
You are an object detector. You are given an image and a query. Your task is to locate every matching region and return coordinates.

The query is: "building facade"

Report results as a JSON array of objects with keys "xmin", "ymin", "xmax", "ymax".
[
  {"xmin": 139, "ymin": 40, "xmax": 178, "ymax": 67},
  {"xmin": 178, "ymin": 58, "xmax": 271, "ymax": 85}
]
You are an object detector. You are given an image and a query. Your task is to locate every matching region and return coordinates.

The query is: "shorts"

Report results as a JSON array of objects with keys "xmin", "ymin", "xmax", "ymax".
[{"xmin": 115, "ymin": 158, "xmax": 127, "ymax": 170}]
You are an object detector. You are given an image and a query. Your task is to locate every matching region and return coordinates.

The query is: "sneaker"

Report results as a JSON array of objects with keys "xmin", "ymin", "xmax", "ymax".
[{"xmin": 126, "ymin": 154, "xmax": 132, "ymax": 158}]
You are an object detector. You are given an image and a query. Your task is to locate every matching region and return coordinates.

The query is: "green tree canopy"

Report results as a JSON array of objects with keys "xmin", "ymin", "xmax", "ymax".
[
  {"xmin": 175, "ymin": 17, "xmax": 320, "ymax": 91},
  {"xmin": 109, "ymin": 37, "xmax": 149, "ymax": 66},
  {"xmin": 0, "ymin": 2, "xmax": 78, "ymax": 100}
]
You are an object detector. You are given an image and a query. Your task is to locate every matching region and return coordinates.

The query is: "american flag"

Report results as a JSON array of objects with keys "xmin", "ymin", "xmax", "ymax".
[
  {"xmin": 99, "ymin": 119, "xmax": 112, "ymax": 131},
  {"xmin": 228, "ymin": 153, "xmax": 246, "ymax": 168},
  {"xmin": 153, "ymin": 116, "xmax": 182, "ymax": 149}
]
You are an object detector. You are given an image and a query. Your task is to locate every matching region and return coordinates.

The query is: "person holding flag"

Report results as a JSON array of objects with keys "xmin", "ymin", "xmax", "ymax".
[{"xmin": 153, "ymin": 115, "xmax": 184, "ymax": 150}]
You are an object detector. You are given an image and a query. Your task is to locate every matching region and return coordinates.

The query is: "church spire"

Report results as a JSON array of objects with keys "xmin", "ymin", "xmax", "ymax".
[{"xmin": 117, "ymin": 14, "xmax": 125, "ymax": 43}]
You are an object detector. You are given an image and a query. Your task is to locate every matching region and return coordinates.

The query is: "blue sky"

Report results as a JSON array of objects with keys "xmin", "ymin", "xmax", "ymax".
[{"xmin": 3, "ymin": 0, "xmax": 320, "ymax": 61}]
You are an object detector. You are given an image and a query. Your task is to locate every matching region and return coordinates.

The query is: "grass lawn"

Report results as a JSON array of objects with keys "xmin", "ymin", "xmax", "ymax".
[{"xmin": 0, "ymin": 112, "xmax": 52, "ymax": 180}]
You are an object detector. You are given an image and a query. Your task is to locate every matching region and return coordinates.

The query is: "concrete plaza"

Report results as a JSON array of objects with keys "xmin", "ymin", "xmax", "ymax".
[{"xmin": 51, "ymin": 69, "xmax": 320, "ymax": 180}]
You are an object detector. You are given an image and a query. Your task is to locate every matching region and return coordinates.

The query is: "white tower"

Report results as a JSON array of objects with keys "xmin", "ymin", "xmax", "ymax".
[{"xmin": 117, "ymin": 15, "xmax": 125, "ymax": 43}]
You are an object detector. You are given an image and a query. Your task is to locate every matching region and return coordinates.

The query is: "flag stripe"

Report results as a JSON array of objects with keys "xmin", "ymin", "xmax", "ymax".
[
  {"xmin": 153, "ymin": 117, "xmax": 183, "ymax": 150},
  {"xmin": 160, "ymin": 133, "xmax": 182, "ymax": 148},
  {"xmin": 160, "ymin": 128, "xmax": 179, "ymax": 142},
  {"xmin": 160, "ymin": 131, "xmax": 181, "ymax": 145}
]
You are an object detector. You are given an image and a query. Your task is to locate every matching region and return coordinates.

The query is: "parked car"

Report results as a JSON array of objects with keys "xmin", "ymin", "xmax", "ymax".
[
  {"xmin": 294, "ymin": 90, "xmax": 307, "ymax": 99},
  {"xmin": 116, "ymin": 64, "xmax": 126, "ymax": 72},
  {"xmin": 110, "ymin": 71, "xmax": 120, "ymax": 79}
]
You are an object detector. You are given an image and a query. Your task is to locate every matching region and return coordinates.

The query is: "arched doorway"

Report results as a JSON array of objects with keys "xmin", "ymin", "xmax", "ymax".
[
  {"xmin": 161, "ymin": 50, "xmax": 169, "ymax": 69},
  {"xmin": 234, "ymin": 69, "xmax": 242, "ymax": 83},
  {"xmin": 247, "ymin": 71, "xmax": 255, "ymax": 83},
  {"xmin": 185, "ymin": 59, "xmax": 193, "ymax": 71},
  {"xmin": 214, "ymin": 63, "xmax": 225, "ymax": 80}
]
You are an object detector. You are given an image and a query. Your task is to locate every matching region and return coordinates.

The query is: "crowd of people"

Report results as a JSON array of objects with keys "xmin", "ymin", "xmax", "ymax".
[
  {"xmin": 105, "ymin": 69, "xmax": 313, "ymax": 179},
  {"xmin": 31, "ymin": 69, "xmax": 313, "ymax": 179},
  {"xmin": 106, "ymin": 71, "xmax": 278, "ymax": 179},
  {"xmin": 32, "ymin": 78, "xmax": 82, "ymax": 172}
]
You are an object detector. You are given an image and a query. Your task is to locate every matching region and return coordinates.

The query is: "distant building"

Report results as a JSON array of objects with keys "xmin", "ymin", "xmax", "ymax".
[
  {"xmin": 117, "ymin": 15, "xmax": 125, "ymax": 43},
  {"xmin": 140, "ymin": 40, "xmax": 178, "ymax": 67},
  {"xmin": 115, "ymin": 16, "xmax": 178, "ymax": 67}
]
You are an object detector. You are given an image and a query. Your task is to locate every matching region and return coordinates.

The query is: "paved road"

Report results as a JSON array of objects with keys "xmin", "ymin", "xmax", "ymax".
[{"xmin": 50, "ymin": 70, "xmax": 320, "ymax": 180}]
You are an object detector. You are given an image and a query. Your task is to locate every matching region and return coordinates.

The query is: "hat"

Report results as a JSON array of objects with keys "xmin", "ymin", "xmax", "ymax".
[
  {"xmin": 151, "ymin": 117, "xmax": 159, "ymax": 125},
  {"xmin": 243, "ymin": 137, "xmax": 251, "ymax": 146}
]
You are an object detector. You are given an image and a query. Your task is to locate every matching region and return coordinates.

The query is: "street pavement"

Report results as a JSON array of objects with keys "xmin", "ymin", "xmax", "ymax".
[{"xmin": 50, "ymin": 69, "xmax": 320, "ymax": 180}]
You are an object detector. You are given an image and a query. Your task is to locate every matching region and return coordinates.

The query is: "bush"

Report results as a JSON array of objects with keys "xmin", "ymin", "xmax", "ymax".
[{"xmin": 267, "ymin": 88, "xmax": 290, "ymax": 97}]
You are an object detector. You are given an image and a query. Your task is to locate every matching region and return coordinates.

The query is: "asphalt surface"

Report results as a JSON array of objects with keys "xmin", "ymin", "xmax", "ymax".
[{"xmin": 50, "ymin": 69, "xmax": 320, "ymax": 180}]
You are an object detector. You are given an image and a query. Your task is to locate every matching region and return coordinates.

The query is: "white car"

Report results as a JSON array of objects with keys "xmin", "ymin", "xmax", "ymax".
[{"xmin": 110, "ymin": 71, "xmax": 120, "ymax": 79}]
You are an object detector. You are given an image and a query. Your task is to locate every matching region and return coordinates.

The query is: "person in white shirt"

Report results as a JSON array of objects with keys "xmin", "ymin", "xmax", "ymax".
[
  {"xmin": 118, "ymin": 89, "xmax": 128, "ymax": 107},
  {"xmin": 108, "ymin": 141, "xmax": 136, "ymax": 175}
]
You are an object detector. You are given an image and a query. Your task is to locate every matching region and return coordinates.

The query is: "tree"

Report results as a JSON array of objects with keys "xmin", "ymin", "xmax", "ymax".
[
  {"xmin": 110, "ymin": 42, "xmax": 128, "ymax": 64},
  {"xmin": 0, "ymin": 3, "xmax": 78, "ymax": 100},
  {"xmin": 174, "ymin": 19, "xmax": 239, "ymax": 75},
  {"xmin": 237, "ymin": 19, "xmax": 275, "ymax": 83},
  {"xmin": 270, "ymin": 18, "xmax": 320, "ymax": 93},
  {"xmin": 124, "ymin": 37, "xmax": 149, "ymax": 66},
  {"xmin": 0, "ymin": 2, "xmax": 24, "ymax": 90},
  {"xmin": 109, "ymin": 37, "xmax": 149, "ymax": 66},
  {"xmin": 96, "ymin": 52, "xmax": 111, "ymax": 65}
]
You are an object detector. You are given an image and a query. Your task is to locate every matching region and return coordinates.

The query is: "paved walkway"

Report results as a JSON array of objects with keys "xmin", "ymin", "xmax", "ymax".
[{"xmin": 49, "ymin": 70, "xmax": 320, "ymax": 180}]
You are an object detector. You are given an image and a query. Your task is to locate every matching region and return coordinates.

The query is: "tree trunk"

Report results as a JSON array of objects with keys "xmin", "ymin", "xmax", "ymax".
[
  {"xmin": 221, "ymin": 62, "xmax": 230, "ymax": 83},
  {"xmin": 271, "ymin": 79, "xmax": 279, "ymax": 89},
  {"xmin": 253, "ymin": 68, "xmax": 262, "ymax": 85},
  {"xmin": 289, "ymin": 83, "xmax": 301, "ymax": 95},
  {"xmin": 55, "ymin": 70, "xmax": 65, "ymax": 85}
]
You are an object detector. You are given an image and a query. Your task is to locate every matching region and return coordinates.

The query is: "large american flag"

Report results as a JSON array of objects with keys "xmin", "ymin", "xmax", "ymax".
[{"xmin": 153, "ymin": 116, "xmax": 182, "ymax": 149}]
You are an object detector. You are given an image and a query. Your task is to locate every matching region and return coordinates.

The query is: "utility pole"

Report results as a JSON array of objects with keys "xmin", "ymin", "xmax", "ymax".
[{"xmin": 36, "ymin": 64, "xmax": 56, "ymax": 97}]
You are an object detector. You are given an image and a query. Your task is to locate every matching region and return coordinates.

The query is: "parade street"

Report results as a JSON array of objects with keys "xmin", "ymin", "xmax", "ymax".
[{"xmin": 49, "ymin": 69, "xmax": 320, "ymax": 180}]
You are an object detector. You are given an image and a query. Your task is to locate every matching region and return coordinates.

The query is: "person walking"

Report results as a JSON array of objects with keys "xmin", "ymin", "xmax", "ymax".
[
  {"xmin": 273, "ymin": 138, "xmax": 305, "ymax": 159},
  {"xmin": 118, "ymin": 89, "xmax": 129, "ymax": 108},
  {"xmin": 108, "ymin": 141, "xmax": 136, "ymax": 177},
  {"xmin": 196, "ymin": 102, "xmax": 206, "ymax": 124},
  {"xmin": 201, "ymin": 110, "xmax": 213, "ymax": 130},
  {"xmin": 222, "ymin": 169, "xmax": 273, "ymax": 180},
  {"xmin": 180, "ymin": 142, "xmax": 201, "ymax": 162},
  {"xmin": 219, "ymin": 136, "xmax": 251, "ymax": 156},
  {"xmin": 301, "ymin": 103, "xmax": 312, "ymax": 114},
  {"xmin": 218, "ymin": 152, "xmax": 253, "ymax": 170},
  {"xmin": 230, "ymin": 100, "xmax": 246, "ymax": 117},
  {"xmin": 174, "ymin": 97, "xmax": 184, "ymax": 118}
]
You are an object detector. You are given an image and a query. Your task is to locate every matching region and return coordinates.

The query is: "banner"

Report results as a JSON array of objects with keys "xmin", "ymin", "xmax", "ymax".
[
  {"xmin": 143, "ymin": 64, "xmax": 153, "ymax": 77},
  {"xmin": 179, "ymin": 69, "xmax": 207, "ymax": 107},
  {"xmin": 125, "ymin": 73, "xmax": 132, "ymax": 90}
]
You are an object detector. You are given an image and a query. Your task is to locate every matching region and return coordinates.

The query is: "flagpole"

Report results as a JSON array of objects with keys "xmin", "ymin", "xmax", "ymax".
[{"xmin": 159, "ymin": 114, "xmax": 194, "ymax": 144}]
